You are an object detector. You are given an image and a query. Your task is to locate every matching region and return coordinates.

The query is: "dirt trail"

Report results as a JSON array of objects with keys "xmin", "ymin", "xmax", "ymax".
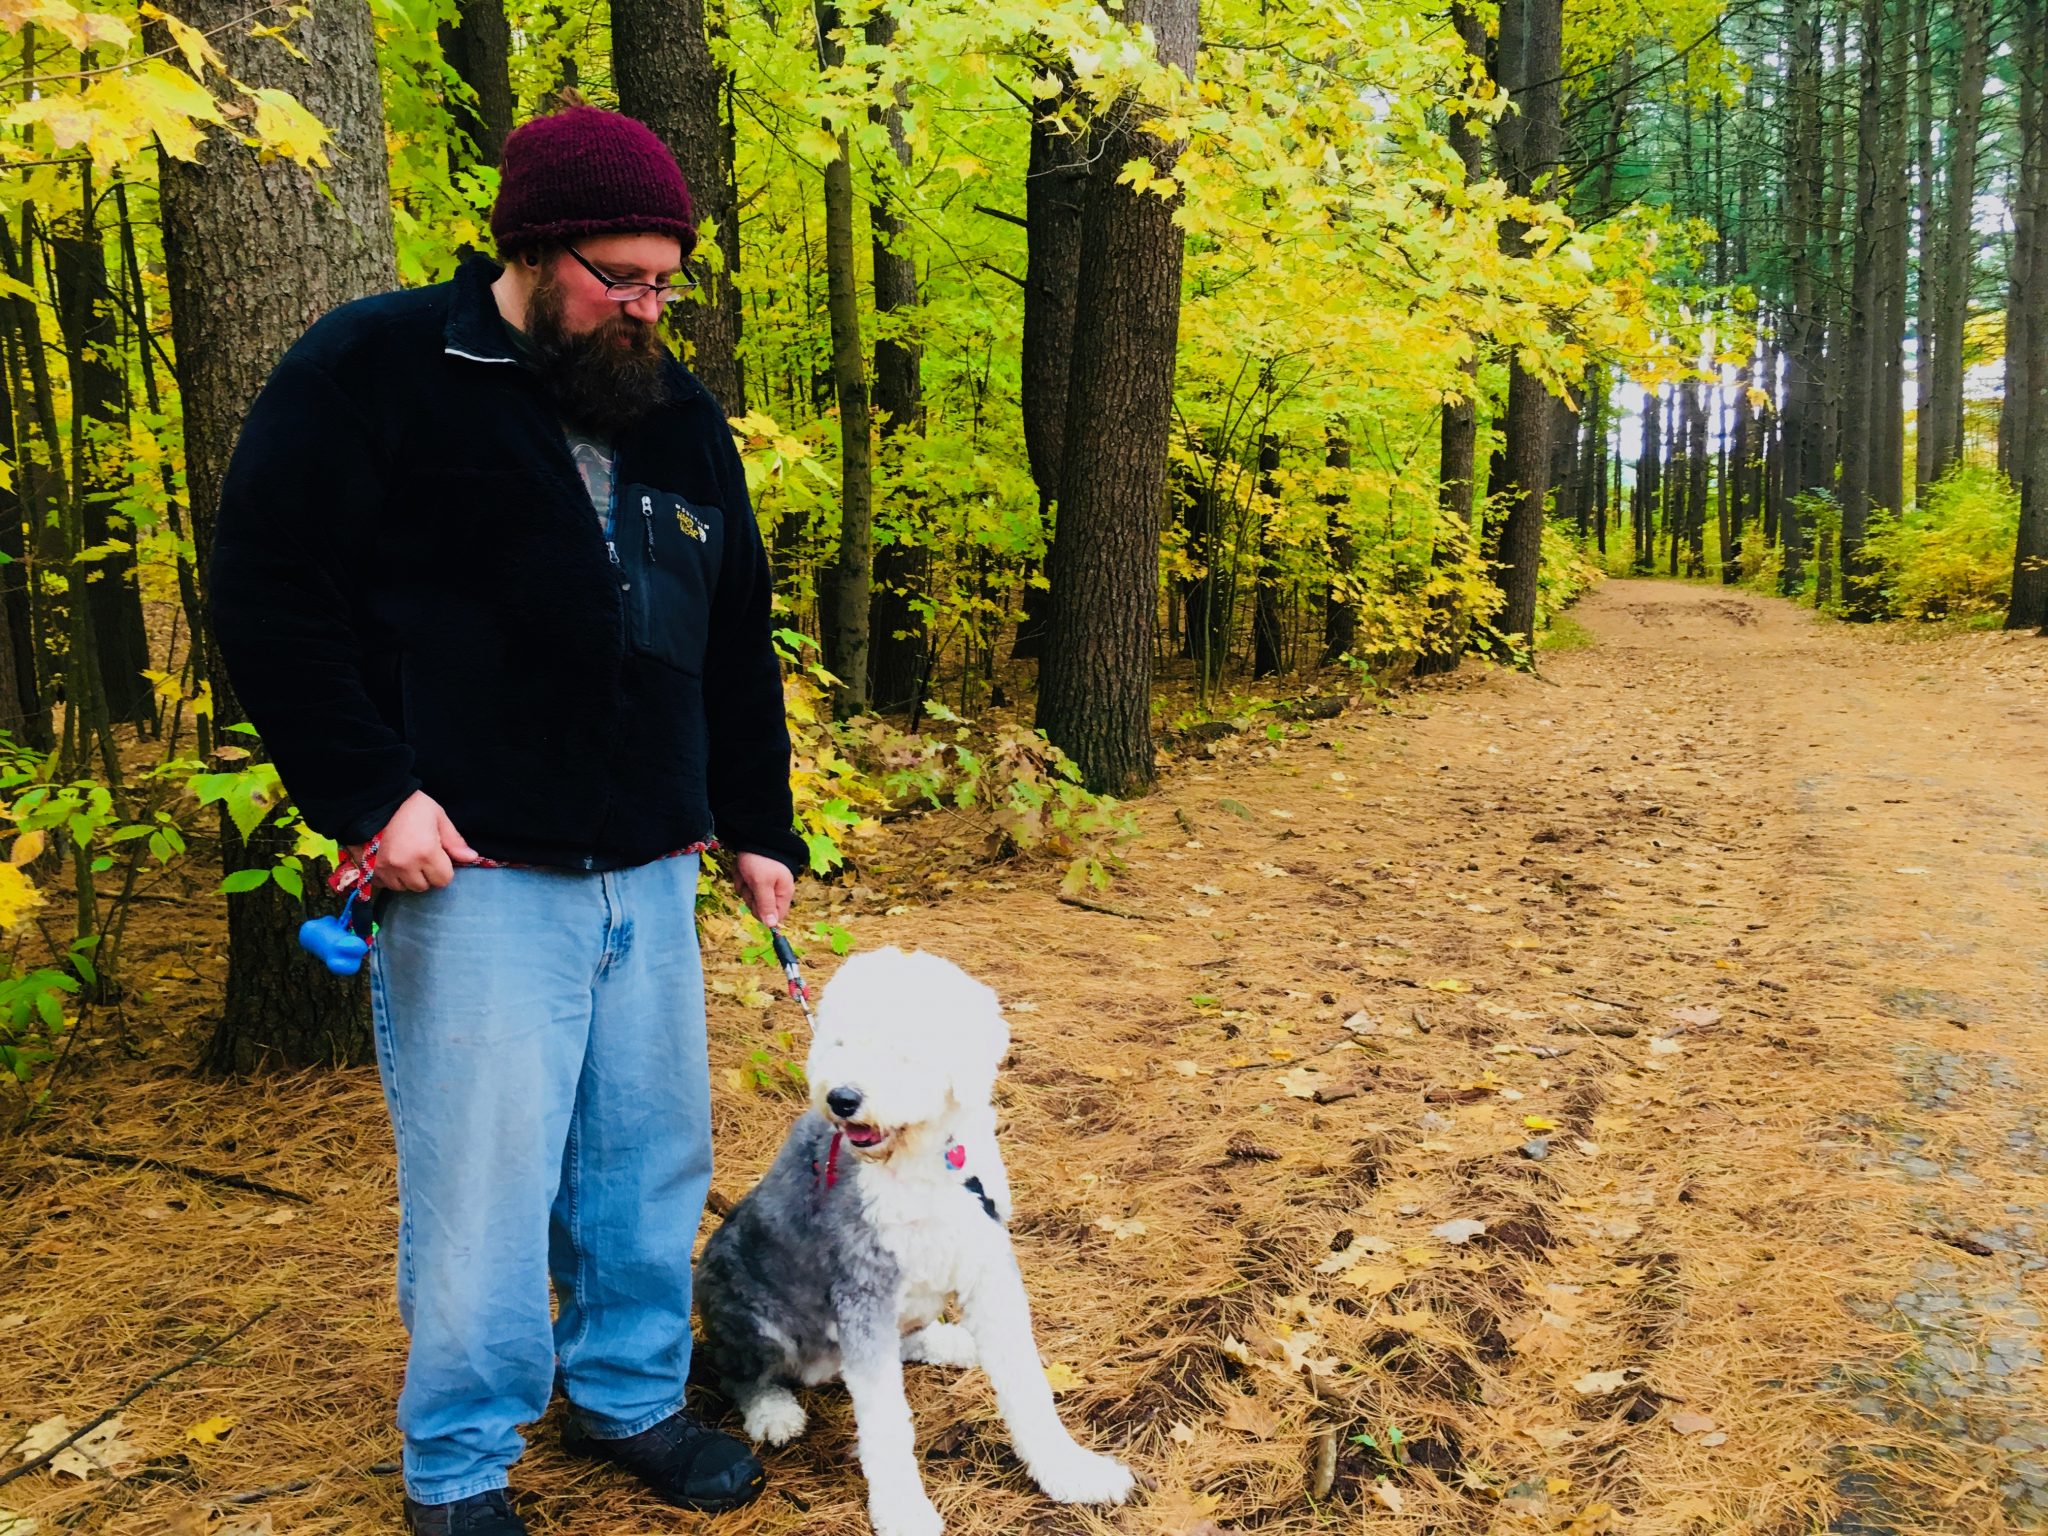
[{"xmin": 6, "ymin": 579, "xmax": 2048, "ymax": 1536}]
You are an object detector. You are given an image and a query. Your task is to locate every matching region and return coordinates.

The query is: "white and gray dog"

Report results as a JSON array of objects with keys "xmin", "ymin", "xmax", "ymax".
[{"xmin": 695, "ymin": 947, "xmax": 1135, "ymax": 1536}]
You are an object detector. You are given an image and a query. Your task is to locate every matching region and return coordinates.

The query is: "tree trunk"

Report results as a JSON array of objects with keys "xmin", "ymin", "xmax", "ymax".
[
  {"xmin": 0, "ymin": 317, "xmax": 38, "ymax": 745},
  {"xmin": 1635, "ymin": 386, "xmax": 1661, "ymax": 573},
  {"xmin": 1251, "ymin": 433, "xmax": 1284, "ymax": 679},
  {"xmin": 157, "ymin": 0, "xmax": 397, "ymax": 1072},
  {"xmin": 1929, "ymin": 0, "xmax": 1987, "ymax": 479},
  {"xmin": 1035, "ymin": 0, "xmax": 1196, "ymax": 794},
  {"xmin": 52, "ymin": 177, "xmax": 151, "ymax": 726},
  {"xmin": 1177, "ymin": 431, "xmax": 1229, "ymax": 690},
  {"xmin": 1838, "ymin": 0, "xmax": 1884, "ymax": 618},
  {"xmin": 811, "ymin": 1, "xmax": 873, "ymax": 716},
  {"xmin": 1490, "ymin": 0, "xmax": 1564, "ymax": 650},
  {"xmin": 865, "ymin": 6, "xmax": 926, "ymax": 716},
  {"xmin": 1320, "ymin": 426, "xmax": 1356, "ymax": 663},
  {"xmin": 1415, "ymin": 0, "xmax": 1488, "ymax": 679},
  {"xmin": 1012, "ymin": 81, "xmax": 1089, "ymax": 662},
  {"xmin": 2009, "ymin": 2, "xmax": 2048, "ymax": 630},
  {"xmin": 1779, "ymin": 0, "xmax": 1820, "ymax": 593},
  {"xmin": 1910, "ymin": 0, "xmax": 1937, "ymax": 494},
  {"xmin": 438, "ymin": 0, "xmax": 515, "ymax": 166},
  {"xmin": 2002, "ymin": 11, "xmax": 2043, "ymax": 485},
  {"xmin": 613, "ymin": 0, "xmax": 745, "ymax": 413}
]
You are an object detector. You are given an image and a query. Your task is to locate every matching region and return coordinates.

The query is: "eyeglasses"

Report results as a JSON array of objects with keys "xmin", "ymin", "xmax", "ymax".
[{"xmin": 564, "ymin": 245, "xmax": 695, "ymax": 305}]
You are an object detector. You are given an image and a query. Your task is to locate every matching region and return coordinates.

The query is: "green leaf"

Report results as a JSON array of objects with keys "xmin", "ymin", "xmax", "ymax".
[
  {"xmin": 272, "ymin": 865, "xmax": 304, "ymax": 900},
  {"xmin": 220, "ymin": 868, "xmax": 270, "ymax": 894}
]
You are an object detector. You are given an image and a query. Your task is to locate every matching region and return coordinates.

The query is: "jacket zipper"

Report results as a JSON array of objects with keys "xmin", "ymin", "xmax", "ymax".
[{"xmin": 641, "ymin": 493, "xmax": 659, "ymax": 565}]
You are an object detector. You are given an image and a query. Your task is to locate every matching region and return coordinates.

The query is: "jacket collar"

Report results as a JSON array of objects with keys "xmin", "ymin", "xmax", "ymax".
[
  {"xmin": 440, "ymin": 253, "xmax": 713, "ymax": 414},
  {"xmin": 443, "ymin": 253, "xmax": 521, "ymax": 365}
]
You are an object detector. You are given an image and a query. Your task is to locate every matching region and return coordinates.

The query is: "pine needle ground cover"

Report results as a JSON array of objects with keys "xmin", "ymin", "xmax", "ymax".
[{"xmin": 4, "ymin": 581, "xmax": 2047, "ymax": 1536}]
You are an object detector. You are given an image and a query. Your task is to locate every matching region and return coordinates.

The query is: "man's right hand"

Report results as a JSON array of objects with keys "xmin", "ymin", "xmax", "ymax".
[{"xmin": 351, "ymin": 790, "xmax": 478, "ymax": 892}]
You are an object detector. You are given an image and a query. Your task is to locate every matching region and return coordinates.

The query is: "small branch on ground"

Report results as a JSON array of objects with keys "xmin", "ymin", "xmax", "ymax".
[
  {"xmin": 54, "ymin": 1146, "xmax": 312, "ymax": 1203},
  {"xmin": 0, "ymin": 1303, "xmax": 281, "ymax": 1490},
  {"xmin": 1056, "ymin": 893, "xmax": 1153, "ymax": 921}
]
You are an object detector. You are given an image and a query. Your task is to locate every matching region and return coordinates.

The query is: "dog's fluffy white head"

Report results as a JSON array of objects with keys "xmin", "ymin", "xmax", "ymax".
[{"xmin": 806, "ymin": 947, "xmax": 1008, "ymax": 1161}]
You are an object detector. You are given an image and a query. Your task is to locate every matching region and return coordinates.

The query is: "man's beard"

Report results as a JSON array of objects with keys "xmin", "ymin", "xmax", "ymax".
[{"xmin": 525, "ymin": 266, "xmax": 672, "ymax": 438}]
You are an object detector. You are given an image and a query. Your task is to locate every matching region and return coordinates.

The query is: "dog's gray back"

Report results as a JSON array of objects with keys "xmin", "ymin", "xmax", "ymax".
[{"xmin": 696, "ymin": 1110, "xmax": 903, "ymax": 1395}]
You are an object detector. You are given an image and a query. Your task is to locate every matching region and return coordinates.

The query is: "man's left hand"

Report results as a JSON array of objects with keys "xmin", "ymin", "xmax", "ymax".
[{"xmin": 733, "ymin": 851, "xmax": 794, "ymax": 928}]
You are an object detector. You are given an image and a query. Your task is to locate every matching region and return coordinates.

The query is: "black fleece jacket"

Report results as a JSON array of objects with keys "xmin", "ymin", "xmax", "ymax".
[{"xmin": 209, "ymin": 256, "xmax": 803, "ymax": 874}]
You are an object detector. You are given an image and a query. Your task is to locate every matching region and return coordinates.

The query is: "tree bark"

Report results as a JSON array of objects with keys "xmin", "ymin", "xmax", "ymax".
[
  {"xmin": 1035, "ymin": 0, "xmax": 1196, "ymax": 793},
  {"xmin": 1910, "ymin": 0, "xmax": 1938, "ymax": 493},
  {"xmin": 811, "ymin": 1, "xmax": 873, "ymax": 716},
  {"xmin": 2009, "ymin": 0, "xmax": 2048, "ymax": 630},
  {"xmin": 1251, "ymin": 433, "xmax": 1284, "ymax": 678},
  {"xmin": 157, "ymin": 0, "xmax": 397, "ymax": 1072},
  {"xmin": 1011, "ymin": 78, "xmax": 1089, "ymax": 662},
  {"xmin": 1838, "ymin": 0, "xmax": 1885, "ymax": 618},
  {"xmin": 865, "ymin": 5, "xmax": 926, "ymax": 716},
  {"xmin": 1320, "ymin": 426, "xmax": 1356, "ymax": 663},
  {"xmin": 1415, "ymin": 0, "xmax": 1488, "ymax": 678},
  {"xmin": 439, "ymin": 0, "xmax": 515, "ymax": 166},
  {"xmin": 2002, "ymin": 10, "xmax": 2043, "ymax": 486},
  {"xmin": 1778, "ymin": 0, "xmax": 1820, "ymax": 594},
  {"xmin": 1927, "ymin": 0, "xmax": 1987, "ymax": 479},
  {"xmin": 52, "ymin": 176, "xmax": 151, "ymax": 726},
  {"xmin": 1489, "ymin": 0, "xmax": 1564, "ymax": 650},
  {"xmin": 613, "ymin": 0, "xmax": 746, "ymax": 413}
]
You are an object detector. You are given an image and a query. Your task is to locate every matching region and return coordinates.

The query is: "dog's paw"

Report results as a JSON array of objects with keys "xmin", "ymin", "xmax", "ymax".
[
  {"xmin": 903, "ymin": 1322, "xmax": 978, "ymax": 1369},
  {"xmin": 1030, "ymin": 1448, "xmax": 1137, "ymax": 1506},
  {"xmin": 741, "ymin": 1389, "xmax": 808, "ymax": 1447},
  {"xmin": 867, "ymin": 1484, "xmax": 945, "ymax": 1536}
]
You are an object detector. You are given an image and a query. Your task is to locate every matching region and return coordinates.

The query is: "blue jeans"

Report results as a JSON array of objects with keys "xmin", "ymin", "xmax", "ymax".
[{"xmin": 368, "ymin": 856, "xmax": 712, "ymax": 1504}]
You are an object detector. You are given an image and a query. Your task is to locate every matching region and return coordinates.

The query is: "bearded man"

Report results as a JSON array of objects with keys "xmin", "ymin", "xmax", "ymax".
[{"xmin": 208, "ymin": 105, "xmax": 795, "ymax": 1534}]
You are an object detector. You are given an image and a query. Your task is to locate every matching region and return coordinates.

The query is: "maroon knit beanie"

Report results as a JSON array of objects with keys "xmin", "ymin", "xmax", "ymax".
[{"xmin": 491, "ymin": 106, "xmax": 696, "ymax": 257}]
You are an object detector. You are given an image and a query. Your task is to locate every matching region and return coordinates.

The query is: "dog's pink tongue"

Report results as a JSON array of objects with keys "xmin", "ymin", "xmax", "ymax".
[{"xmin": 846, "ymin": 1124, "xmax": 883, "ymax": 1147}]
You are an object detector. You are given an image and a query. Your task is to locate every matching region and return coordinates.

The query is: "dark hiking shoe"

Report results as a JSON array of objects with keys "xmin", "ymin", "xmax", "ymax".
[
  {"xmin": 402, "ymin": 1490, "xmax": 526, "ymax": 1536},
  {"xmin": 563, "ymin": 1408, "xmax": 766, "ymax": 1513}
]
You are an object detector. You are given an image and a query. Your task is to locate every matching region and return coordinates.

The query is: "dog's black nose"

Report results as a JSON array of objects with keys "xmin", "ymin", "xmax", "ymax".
[{"xmin": 826, "ymin": 1086, "xmax": 863, "ymax": 1119}]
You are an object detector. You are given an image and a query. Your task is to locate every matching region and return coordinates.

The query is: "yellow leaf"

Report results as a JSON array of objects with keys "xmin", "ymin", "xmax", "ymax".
[
  {"xmin": 142, "ymin": 3, "xmax": 223, "ymax": 78},
  {"xmin": 9, "ymin": 830, "xmax": 44, "ymax": 867},
  {"xmin": 0, "ymin": 863, "xmax": 43, "ymax": 930},
  {"xmin": 1523, "ymin": 1115, "xmax": 1557, "ymax": 1131},
  {"xmin": 1426, "ymin": 978, "xmax": 1468, "ymax": 992},
  {"xmin": 722, "ymin": 1067, "xmax": 748, "ymax": 1094},
  {"xmin": 244, "ymin": 85, "xmax": 330, "ymax": 167},
  {"xmin": 184, "ymin": 1414, "xmax": 237, "ymax": 1445},
  {"xmin": 1218, "ymin": 1392, "xmax": 1279, "ymax": 1438},
  {"xmin": 1043, "ymin": 1362, "xmax": 1082, "ymax": 1392}
]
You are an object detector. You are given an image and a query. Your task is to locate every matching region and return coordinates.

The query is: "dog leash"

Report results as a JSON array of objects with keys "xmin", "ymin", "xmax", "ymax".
[{"xmin": 768, "ymin": 925, "xmax": 817, "ymax": 1030}]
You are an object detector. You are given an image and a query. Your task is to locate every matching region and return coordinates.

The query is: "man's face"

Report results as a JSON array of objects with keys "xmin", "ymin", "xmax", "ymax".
[
  {"xmin": 524, "ymin": 231, "xmax": 685, "ymax": 438},
  {"xmin": 545, "ymin": 231, "xmax": 685, "ymax": 335}
]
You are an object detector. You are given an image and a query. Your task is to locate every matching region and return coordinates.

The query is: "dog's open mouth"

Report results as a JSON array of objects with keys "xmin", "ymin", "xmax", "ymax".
[{"xmin": 840, "ymin": 1122, "xmax": 890, "ymax": 1150}]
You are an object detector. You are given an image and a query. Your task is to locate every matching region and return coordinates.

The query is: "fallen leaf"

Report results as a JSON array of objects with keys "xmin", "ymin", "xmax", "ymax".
[
  {"xmin": 214, "ymin": 1517, "xmax": 273, "ymax": 1536},
  {"xmin": 1426, "ymin": 978, "xmax": 1468, "ymax": 992},
  {"xmin": 12, "ymin": 1417, "xmax": 69, "ymax": 1462},
  {"xmin": 1522, "ymin": 1425, "xmax": 1576, "ymax": 1450},
  {"xmin": 1338, "ymin": 1263, "xmax": 1408, "ymax": 1297},
  {"xmin": 1315, "ymin": 1233, "xmax": 1395, "ymax": 1271},
  {"xmin": 1894, "ymin": 866, "xmax": 1930, "ymax": 875},
  {"xmin": 1522, "ymin": 1115, "xmax": 1557, "ymax": 1131},
  {"xmin": 1371, "ymin": 1478, "xmax": 1405, "ymax": 1514},
  {"xmin": 1431, "ymin": 1218, "xmax": 1487, "ymax": 1245},
  {"xmin": 1043, "ymin": 1362, "xmax": 1083, "ymax": 1392},
  {"xmin": 1092, "ymin": 1216, "xmax": 1147, "ymax": 1240},
  {"xmin": 1698, "ymin": 1431, "xmax": 1728, "ymax": 1447},
  {"xmin": 1219, "ymin": 1393, "xmax": 1280, "ymax": 1439},
  {"xmin": 1219, "ymin": 1334, "xmax": 1253, "ymax": 1365},
  {"xmin": 1669, "ymin": 1409, "xmax": 1716, "ymax": 1435},
  {"xmin": 1572, "ymin": 1369, "xmax": 1634, "ymax": 1396},
  {"xmin": 1168, "ymin": 1420, "xmax": 1196, "ymax": 1446},
  {"xmin": 0, "ymin": 1508, "xmax": 38, "ymax": 1536},
  {"xmin": 1172, "ymin": 1059, "xmax": 1203, "ymax": 1077},
  {"xmin": 1667, "ymin": 1004, "xmax": 1722, "ymax": 1028},
  {"xmin": 259, "ymin": 1209, "xmax": 297, "ymax": 1227},
  {"xmin": 184, "ymin": 1414, "xmax": 237, "ymax": 1445},
  {"xmin": 1273, "ymin": 1329, "xmax": 1339, "ymax": 1377},
  {"xmin": 0, "ymin": 1314, "xmax": 25, "ymax": 1330},
  {"xmin": 1648, "ymin": 1037, "xmax": 1684, "ymax": 1056},
  {"xmin": 1277, "ymin": 1068, "xmax": 1322, "ymax": 1100}
]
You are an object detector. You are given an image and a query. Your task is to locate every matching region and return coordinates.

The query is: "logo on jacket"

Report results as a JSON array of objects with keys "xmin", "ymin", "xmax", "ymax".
[{"xmin": 676, "ymin": 505, "xmax": 709, "ymax": 542}]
